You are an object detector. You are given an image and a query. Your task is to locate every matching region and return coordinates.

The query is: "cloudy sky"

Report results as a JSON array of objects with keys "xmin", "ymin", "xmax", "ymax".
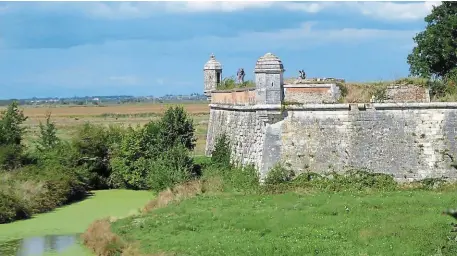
[{"xmin": 0, "ymin": 1, "xmax": 440, "ymax": 99}]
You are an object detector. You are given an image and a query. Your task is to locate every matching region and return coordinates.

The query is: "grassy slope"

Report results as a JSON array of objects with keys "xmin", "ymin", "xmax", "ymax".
[
  {"xmin": 112, "ymin": 191, "xmax": 457, "ymax": 256},
  {"xmin": 0, "ymin": 190, "xmax": 153, "ymax": 255}
]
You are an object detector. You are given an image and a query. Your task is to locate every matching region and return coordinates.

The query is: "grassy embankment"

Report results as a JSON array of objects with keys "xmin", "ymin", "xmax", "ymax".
[
  {"xmin": 110, "ymin": 190, "xmax": 457, "ymax": 255},
  {"xmin": 81, "ymin": 138, "xmax": 457, "ymax": 256}
]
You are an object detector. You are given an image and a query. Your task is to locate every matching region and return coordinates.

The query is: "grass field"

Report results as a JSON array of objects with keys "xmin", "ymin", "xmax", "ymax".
[
  {"xmin": 3, "ymin": 103, "xmax": 210, "ymax": 155},
  {"xmin": 111, "ymin": 190, "xmax": 457, "ymax": 256}
]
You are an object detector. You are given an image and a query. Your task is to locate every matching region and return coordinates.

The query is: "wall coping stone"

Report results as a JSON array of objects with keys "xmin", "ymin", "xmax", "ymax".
[
  {"xmin": 283, "ymin": 83, "xmax": 336, "ymax": 88},
  {"xmin": 210, "ymin": 102, "xmax": 457, "ymax": 111},
  {"xmin": 212, "ymin": 87, "xmax": 256, "ymax": 93}
]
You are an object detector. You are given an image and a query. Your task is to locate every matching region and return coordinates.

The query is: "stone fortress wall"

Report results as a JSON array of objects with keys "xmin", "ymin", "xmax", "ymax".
[{"xmin": 203, "ymin": 53, "xmax": 457, "ymax": 181}]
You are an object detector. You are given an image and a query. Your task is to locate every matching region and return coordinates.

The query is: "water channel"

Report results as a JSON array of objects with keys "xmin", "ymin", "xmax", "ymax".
[{"xmin": 0, "ymin": 190, "xmax": 153, "ymax": 256}]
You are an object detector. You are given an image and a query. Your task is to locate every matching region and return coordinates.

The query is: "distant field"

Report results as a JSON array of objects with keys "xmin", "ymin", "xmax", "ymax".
[{"xmin": 6, "ymin": 103, "xmax": 210, "ymax": 156}]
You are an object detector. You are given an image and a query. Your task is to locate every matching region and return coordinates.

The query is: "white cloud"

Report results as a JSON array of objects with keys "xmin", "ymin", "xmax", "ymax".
[
  {"xmin": 16, "ymin": 1, "xmax": 439, "ymax": 21},
  {"xmin": 280, "ymin": 2, "xmax": 334, "ymax": 13},
  {"xmin": 178, "ymin": 22, "xmax": 418, "ymax": 52},
  {"xmin": 352, "ymin": 1, "xmax": 441, "ymax": 21},
  {"xmin": 164, "ymin": 1, "xmax": 275, "ymax": 13}
]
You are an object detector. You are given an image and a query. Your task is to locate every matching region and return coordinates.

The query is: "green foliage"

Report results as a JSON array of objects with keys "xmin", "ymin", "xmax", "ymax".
[
  {"xmin": 287, "ymin": 169, "xmax": 398, "ymax": 192},
  {"xmin": 210, "ymin": 133, "xmax": 231, "ymax": 167},
  {"xmin": 216, "ymin": 76, "xmax": 256, "ymax": 90},
  {"xmin": 158, "ymin": 106, "xmax": 196, "ymax": 151},
  {"xmin": 336, "ymin": 82, "xmax": 348, "ymax": 101},
  {"xmin": 109, "ymin": 127, "xmax": 149, "ymax": 189},
  {"xmin": 264, "ymin": 164, "xmax": 295, "ymax": 185},
  {"xmin": 110, "ymin": 123, "xmax": 195, "ymax": 191},
  {"xmin": 36, "ymin": 111, "xmax": 60, "ymax": 152},
  {"xmin": 147, "ymin": 145, "xmax": 194, "ymax": 192},
  {"xmin": 0, "ymin": 145, "xmax": 24, "ymax": 170},
  {"xmin": 203, "ymin": 164, "xmax": 260, "ymax": 193},
  {"xmin": 0, "ymin": 190, "xmax": 30, "ymax": 224},
  {"xmin": 428, "ymin": 79, "xmax": 457, "ymax": 101},
  {"xmin": 0, "ymin": 166, "xmax": 88, "ymax": 224},
  {"xmin": 372, "ymin": 86, "xmax": 388, "ymax": 102},
  {"xmin": 0, "ymin": 104, "xmax": 199, "ymax": 223},
  {"xmin": 71, "ymin": 123, "xmax": 125, "ymax": 189},
  {"xmin": 407, "ymin": 2, "xmax": 457, "ymax": 80},
  {"xmin": 0, "ymin": 101, "xmax": 27, "ymax": 146},
  {"xmin": 0, "ymin": 101, "xmax": 27, "ymax": 169}
]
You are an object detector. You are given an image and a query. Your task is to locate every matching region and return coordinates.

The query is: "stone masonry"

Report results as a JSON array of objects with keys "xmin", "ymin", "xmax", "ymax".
[{"xmin": 203, "ymin": 53, "xmax": 457, "ymax": 182}]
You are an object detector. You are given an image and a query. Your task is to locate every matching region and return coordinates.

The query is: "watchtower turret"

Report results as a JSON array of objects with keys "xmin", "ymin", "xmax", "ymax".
[
  {"xmin": 254, "ymin": 52, "xmax": 285, "ymax": 104},
  {"xmin": 203, "ymin": 54, "xmax": 222, "ymax": 100}
]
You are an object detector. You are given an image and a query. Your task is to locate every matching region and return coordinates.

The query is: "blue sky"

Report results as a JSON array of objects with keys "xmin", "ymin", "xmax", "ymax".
[{"xmin": 0, "ymin": 1, "xmax": 441, "ymax": 99}]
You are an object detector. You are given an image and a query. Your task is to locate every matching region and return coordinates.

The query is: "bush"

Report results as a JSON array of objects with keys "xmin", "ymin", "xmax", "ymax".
[
  {"xmin": 264, "ymin": 164, "xmax": 295, "ymax": 185},
  {"xmin": 159, "ymin": 106, "xmax": 196, "ymax": 151},
  {"xmin": 36, "ymin": 111, "xmax": 60, "ymax": 152},
  {"xmin": 0, "ymin": 166, "xmax": 87, "ymax": 224},
  {"xmin": 0, "ymin": 101, "xmax": 27, "ymax": 169},
  {"xmin": 286, "ymin": 169, "xmax": 398, "ymax": 192},
  {"xmin": 147, "ymin": 145, "xmax": 194, "ymax": 192},
  {"xmin": 211, "ymin": 133, "xmax": 231, "ymax": 167},
  {"xmin": 192, "ymin": 156, "xmax": 212, "ymax": 177},
  {"xmin": 0, "ymin": 190, "xmax": 30, "ymax": 224},
  {"xmin": 0, "ymin": 144, "xmax": 24, "ymax": 170},
  {"xmin": 71, "ymin": 123, "xmax": 126, "ymax": 189},
  {"xmin": 109, "ymin": 127, "xmax": 147, "ymax": 189}
]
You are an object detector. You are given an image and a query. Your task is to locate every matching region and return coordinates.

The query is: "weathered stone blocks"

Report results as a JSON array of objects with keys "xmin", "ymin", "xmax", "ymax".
[{"xmin": 206, "ymin": 103, "xmax": 457, "ymax": 182}]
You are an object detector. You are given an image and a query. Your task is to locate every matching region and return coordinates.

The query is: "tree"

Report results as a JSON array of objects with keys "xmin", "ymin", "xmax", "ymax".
[
  {"xmin": 211, "ymin": 133, "xmax": 231, "ymax": 167},
  {"xmin": 0, "ymin": 101, "xmax": 27, "ymax": 146},
  {"xmin": 159, "ymin": 106, "xmax": 196, "ymax": 151},
  {"xmin": 407, "ymin": 2, "xmax": 457, "ymax": 80},
  {"xmin": 36, "ymin": 111, "xmax": 60, "ymax": 152},
  {"xmin": 0, "ymin": 101, "xmax": 27, "ymax": 169},
  {"xmin": 141, "ymin": 106, "xmax": 196, "ymax": 156}
]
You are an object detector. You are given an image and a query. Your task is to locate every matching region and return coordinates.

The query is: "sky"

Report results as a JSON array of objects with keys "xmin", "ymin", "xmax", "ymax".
[{"xmin": 0, "ymin": 1, "xmax": 441, "ymax": 99}]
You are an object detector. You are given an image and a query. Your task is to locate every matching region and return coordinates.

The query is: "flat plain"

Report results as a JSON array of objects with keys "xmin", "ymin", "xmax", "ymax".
[{"xmin": 3, "ymin": 102, "xmax": 210, "ymax": 155}]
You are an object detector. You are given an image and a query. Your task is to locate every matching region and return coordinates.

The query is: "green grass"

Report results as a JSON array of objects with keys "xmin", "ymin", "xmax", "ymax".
[
  {"xmin": 112, "ymin": 191, "xmax": 457, "ymax": 256},
  {"xmin": 0, "ymin": 189, "xmax": 154, "ymax": 255}
]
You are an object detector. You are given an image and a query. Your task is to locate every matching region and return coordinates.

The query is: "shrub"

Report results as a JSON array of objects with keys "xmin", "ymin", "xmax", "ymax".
[
  {"xmin": 0, "ymin": 190, "xmax": 30, "ymax": 224},
  {"xmin": 0, "ymin": 144, "xmax": 24, "ymax": 170},
  {"xmin": 109, "ymin": 127, "xmax": 147, "ymax": 189},
  {"xmin": 147, "ymin": 145, "xmax": 194, "ymax": 192},
  {"xmin": 36, "ymin": 111, "xmax": 60, "ymax": 153},
  {"xmin": 158, "ymin": 106, "xmax": 196, "ymax": 151},
  {"xmin": 211, "ymin": 133, "xmax": 231, "ymax": 167},
  {"xmin": 71, "ymin": 123, "xmax": 126, "ymax": 189},
  {"xmin": 0, "ymin": 101, "xmax": 27, "ymax": 169},
  {"xmin": 264, "ymin": 164, "xmax": 295, "ymax": 185},
  {"xmin": 289, "ymin": 169, "xmax": 398, "ymax": 192},
  {"xmin": 192, "ymin": 156, "xmax": 212, "ymax": 177},
  {"xmin": 0, "ymin": 101, "xmax": 27, "ymax": 146}
]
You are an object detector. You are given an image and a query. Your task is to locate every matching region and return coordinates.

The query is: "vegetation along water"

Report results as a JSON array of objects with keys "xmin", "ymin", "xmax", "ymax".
[{"xmin": 3, "ymin": 3, "xmax": 457, "ymax": 256}]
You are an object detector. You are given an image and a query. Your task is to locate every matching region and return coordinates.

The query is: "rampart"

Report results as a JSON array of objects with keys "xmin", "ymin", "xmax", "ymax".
[{"xmin": 203, "ymin": 53, "xmax": 454, "ymax": 182}]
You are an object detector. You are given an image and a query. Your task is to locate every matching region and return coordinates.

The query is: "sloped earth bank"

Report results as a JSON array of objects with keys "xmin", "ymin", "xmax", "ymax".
[
  {"xmin": 83, "ymin": 181, "xmax": 457, "ymax": 256},
  {"xmin": 0, "ymin": 190, "xmax": 153, "ymax": 256}
]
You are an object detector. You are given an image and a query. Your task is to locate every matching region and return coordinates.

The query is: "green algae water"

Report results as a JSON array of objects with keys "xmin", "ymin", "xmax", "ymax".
[{"xmin": 0, "ymin": 190, "xmax": 153, "ymax": 256}]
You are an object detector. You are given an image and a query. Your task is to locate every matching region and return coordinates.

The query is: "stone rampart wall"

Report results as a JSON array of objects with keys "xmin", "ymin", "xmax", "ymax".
[
  {"xmin": 206, "ymin": 103, "xmax": 457, "ymax": 181},
  {"xmin": 384, "ymin": 85, "xmax": 430, "ymax": 103},
  {"xmin": 210, "ymin": 88, "xmax": 256, "ymax": 105},
  {"xmin": 283, "ymin": 83, "xmax": 341, "ymax": 104}
]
